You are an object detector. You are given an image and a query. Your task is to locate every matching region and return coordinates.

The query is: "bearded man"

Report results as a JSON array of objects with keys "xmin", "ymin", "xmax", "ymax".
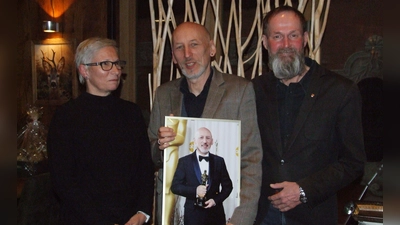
[{"xmin": 252, "ymin": 5, "xmax": 366, "ymax": 225}]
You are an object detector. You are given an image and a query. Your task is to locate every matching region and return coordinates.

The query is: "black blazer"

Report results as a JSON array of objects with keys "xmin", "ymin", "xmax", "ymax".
[
  {"xmin": 252, "ymin": 58, "xmax": 366, "ymax": 225},
  {"xmin": 171, "ymin": 151, "xmax": 233, "ymax": 225}
]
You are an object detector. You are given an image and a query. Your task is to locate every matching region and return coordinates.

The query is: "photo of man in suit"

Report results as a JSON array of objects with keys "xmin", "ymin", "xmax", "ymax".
[{"xmin": 171, "ymin": 127, "xmax": 233, "ymax": 225}]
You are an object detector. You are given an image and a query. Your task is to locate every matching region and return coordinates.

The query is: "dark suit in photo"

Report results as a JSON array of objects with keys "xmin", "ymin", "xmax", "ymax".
[{"xmin": 171, "ymin": 151, "xmax": 233, "ymax": 225}]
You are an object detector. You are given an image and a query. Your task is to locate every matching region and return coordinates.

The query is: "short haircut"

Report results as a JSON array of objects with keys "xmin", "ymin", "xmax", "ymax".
[
  {"xmin": 262, "ymin": 5, "xmax": 307, "ymax": 35},
  {"xmin": 75, "ymin": 37, "xmax": 118, "ymax": 84}
]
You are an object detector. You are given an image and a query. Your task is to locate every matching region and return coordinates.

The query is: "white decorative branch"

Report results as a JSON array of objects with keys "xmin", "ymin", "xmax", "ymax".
[{"xmin": 148, "ymin": 0, "xmax": 330, "ymax": 111}]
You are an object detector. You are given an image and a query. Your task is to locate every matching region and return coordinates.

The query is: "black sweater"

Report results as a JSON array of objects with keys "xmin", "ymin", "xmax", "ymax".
[{"xmin": 47, "ymin": 92, "xmax": 154, "ymax": 225}]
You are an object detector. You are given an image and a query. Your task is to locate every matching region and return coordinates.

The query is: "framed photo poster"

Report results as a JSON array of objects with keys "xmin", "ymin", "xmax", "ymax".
[
  {"xmin": 31, "ymin": 39, "xmax": 77, "ymax": 105},
  {"xmin": 162, "ymin": 116, "xmax": 241, "ymax": 225}
]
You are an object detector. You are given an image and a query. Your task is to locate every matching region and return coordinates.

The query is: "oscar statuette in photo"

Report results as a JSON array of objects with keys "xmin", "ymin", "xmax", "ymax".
[{"xmin": 196, "ymin": 170, "xmax": 208, "ymax": 207}]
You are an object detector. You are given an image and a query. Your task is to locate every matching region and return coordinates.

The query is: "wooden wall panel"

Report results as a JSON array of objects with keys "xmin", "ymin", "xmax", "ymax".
[{"xmin": 320, "ymin": 0, "xmax": 383, "ymax": 70}]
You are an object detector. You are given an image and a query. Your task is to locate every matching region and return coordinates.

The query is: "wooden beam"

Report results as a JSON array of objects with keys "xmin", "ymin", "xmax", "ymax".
[{"xmin": 119, "ymin": 0, "xmax": 137, "ymax": 102}]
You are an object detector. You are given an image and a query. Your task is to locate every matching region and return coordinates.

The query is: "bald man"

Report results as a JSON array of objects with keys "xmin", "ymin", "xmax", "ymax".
[{"xmin": 148, "ymin": 22, "xmax": 263, "ymax": 225}]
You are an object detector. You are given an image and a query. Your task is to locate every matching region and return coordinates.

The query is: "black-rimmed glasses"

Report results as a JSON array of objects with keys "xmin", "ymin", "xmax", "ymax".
[{"xmin": 83, "ymin": 60, "xmax": 126, "ymax": 71}]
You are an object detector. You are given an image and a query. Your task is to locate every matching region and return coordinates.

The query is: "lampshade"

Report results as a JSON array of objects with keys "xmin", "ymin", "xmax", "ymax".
[{"xmin": 43, "ymin": 20, "xmax": 60, "ymax": 32}]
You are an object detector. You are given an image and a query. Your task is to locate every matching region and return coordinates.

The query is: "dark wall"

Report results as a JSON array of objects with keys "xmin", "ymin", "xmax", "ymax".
[{"xmin": 320, "ymin": 0, "xmax": 383, "ymax": 69}]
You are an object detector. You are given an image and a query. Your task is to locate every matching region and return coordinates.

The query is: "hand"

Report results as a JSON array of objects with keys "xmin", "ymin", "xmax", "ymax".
[
  {"xmin": 196, "ymin": 185, "xmax": 207, "ymax": 197},
  {"xmin": 124, "ymin": 212, "xmax": 146, "ymax": 225},
  {"xmin": 204, "ymin": 198, "xmax": 216, "ymax": 208},
  {"xmin": 157, "ymin": 126, "xmax": 176, "ymax": 150},
  {"xmin": 267, "ymin": 181, "xmax": 301, "ymax": 212}
]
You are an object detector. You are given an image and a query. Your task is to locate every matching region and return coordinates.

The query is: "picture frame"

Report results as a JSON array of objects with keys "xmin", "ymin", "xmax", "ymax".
[
  {"xmin": 31, "ymin": 39, "xmax": 77, "ymax": 105},
  {"xmin": 162, "ymin": 116, "xmax": 241, "ymax": 225}
]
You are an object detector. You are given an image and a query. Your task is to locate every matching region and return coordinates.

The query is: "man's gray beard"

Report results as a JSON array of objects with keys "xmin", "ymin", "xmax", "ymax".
[
  {"xmin": 268, "ymin": 49, "xmax": 306, "ymax": 80},
  {"xmin": 181, "ymin": 64, "xmax": 206, "ymax": 80}
]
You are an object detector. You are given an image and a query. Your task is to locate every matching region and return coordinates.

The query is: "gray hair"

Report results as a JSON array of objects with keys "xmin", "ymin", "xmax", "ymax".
[
  {"xmin": 75, "ymin": 37, "xmax": 118, "ymax": 84},
  {"xmin": 262, "ymin": 5, "xmax": 307, "ymax": 36}
]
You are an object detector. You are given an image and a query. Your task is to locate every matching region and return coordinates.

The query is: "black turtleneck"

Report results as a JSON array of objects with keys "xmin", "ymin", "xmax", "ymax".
[{"xmin": 47, "ymin": 92, "xmax": 154, "ymax": 224}]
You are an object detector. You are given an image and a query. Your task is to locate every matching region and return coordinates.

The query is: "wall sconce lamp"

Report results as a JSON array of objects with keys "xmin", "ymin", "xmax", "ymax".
[
  {"xmin": 42, "ymin": 0, "xmax": 60, "ymax": 32},
  {"xmin": 43, "ymin": 20, "xmax": 60, "ymax": 32}
]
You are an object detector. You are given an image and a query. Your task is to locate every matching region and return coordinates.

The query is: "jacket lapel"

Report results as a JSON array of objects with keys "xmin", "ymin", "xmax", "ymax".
[
  {"xmin": 170, "ymin": 80, "xmax": 183, "ymax": 116},
  {"xmin": 191, "ymin": 152, "xmax": 202, "ymax": 184},
  {"xmin": 285, "ymin": 67, "xmax": 324, "ymax": 156},
  {"xmin": 208, "ymin": 153, "xmax": 214, "ymax": 188},
  {"xmin": 202, "ymin": 69, "xmax": 225, "ymax": 118},
  {"xmin": 265, "ymin": 74, "xmax": 284, "ymax": 157}
]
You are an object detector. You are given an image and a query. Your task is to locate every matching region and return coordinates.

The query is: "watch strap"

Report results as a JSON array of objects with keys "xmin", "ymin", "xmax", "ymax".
[{"xmin": 299, "ymin": 186, "xmax": 307, "ymax": 203}]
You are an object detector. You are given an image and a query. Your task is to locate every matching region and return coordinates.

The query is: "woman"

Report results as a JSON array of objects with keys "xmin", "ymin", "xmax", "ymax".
[{"xmin": 47, "ymin": 37, "xmax": 154, "ymax": 225}]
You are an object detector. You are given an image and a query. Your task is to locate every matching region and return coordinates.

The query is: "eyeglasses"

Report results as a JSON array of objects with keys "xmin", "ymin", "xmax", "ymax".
[{"xmin": 83, "ymin": 60, "xmax": 126, "ymax": 71}]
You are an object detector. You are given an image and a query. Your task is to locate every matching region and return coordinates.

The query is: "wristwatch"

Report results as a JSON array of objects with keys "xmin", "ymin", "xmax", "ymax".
[{"xmin": 299, "ymin": 186, "xmax": 307, "ymax": 203}]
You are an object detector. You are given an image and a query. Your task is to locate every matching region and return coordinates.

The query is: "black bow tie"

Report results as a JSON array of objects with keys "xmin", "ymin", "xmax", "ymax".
[{"xmin": 199, "ymin": 156, "xmax": 209, "ymax": 162}]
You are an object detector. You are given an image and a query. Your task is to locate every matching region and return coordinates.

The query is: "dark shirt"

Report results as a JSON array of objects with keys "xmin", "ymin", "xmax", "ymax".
[
  {"xmin": 277, "ymin": 60, "xmax": 314, "ymax": 149},
  {"xmin": 180, "ymin": 70, "xmax": 214, "ymax": 117}
]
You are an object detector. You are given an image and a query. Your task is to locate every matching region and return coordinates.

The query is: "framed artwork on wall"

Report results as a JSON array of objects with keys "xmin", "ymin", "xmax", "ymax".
[
  {"xmin": 31, "ymin": 39, "xmax": 77, "ymax": 105},
  {"xmin": 162, "ymin": 116, "xmax": 241, "ymax": 225}
]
